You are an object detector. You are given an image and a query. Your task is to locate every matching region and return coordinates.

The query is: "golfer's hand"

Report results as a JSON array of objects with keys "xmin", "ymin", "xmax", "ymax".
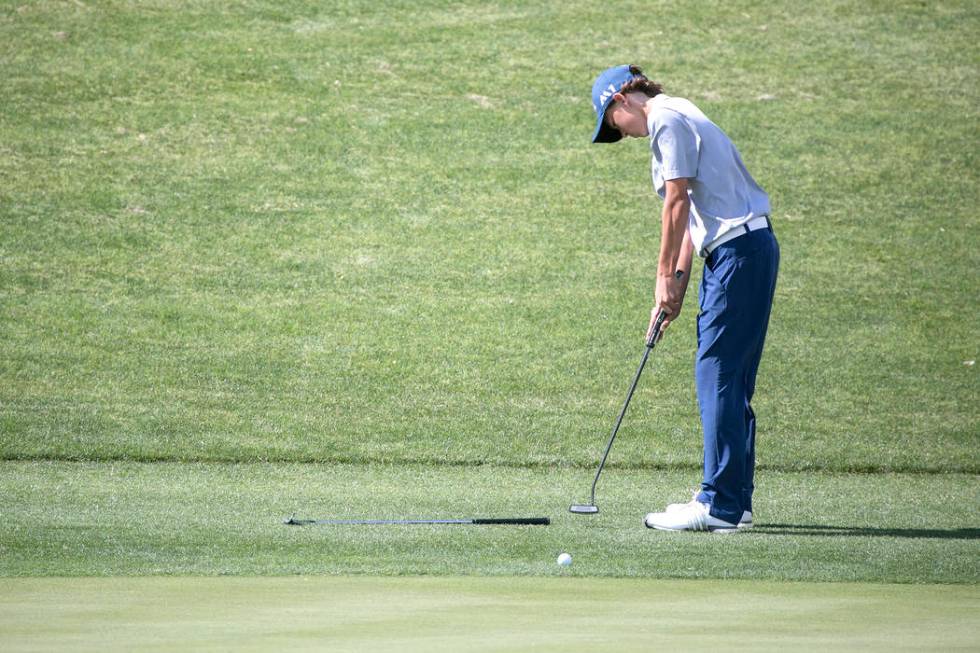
[
  {"xmin": 651, "ymin": 272, "xmax": 686, "ymax": 337},
  {"xmin": 646, "ymin": 307, "xmax": 668, "ymax": 344}
]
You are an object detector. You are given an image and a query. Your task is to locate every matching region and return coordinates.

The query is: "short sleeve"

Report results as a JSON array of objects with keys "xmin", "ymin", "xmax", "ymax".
[{"xmin": 652, "ymin": 111, "xmax": 698, "ymax": 180}]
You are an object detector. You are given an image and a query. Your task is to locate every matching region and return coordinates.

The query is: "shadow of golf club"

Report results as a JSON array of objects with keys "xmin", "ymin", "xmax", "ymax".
[{"xmin": 752, "ymin": 524, "xmax": 980, "ymax": 540}]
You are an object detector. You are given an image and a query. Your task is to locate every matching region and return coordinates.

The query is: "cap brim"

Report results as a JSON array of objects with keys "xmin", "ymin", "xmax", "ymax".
[{"xmin": 591, "ymin": 108, "xmax": 623, "ymax": 143}]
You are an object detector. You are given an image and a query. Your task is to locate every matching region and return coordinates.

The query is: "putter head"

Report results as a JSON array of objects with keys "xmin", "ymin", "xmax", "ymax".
[{"xmin": 569, "ymin": 504, "xmax": 599, "ymax": 515}]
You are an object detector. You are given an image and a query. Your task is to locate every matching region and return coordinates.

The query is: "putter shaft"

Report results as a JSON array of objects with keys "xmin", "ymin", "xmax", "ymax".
[
  {"xmin": 587, "ymin": 340, "xmax": 655, "ymax": 506},
  {"xmin": 574, "ymin": 270, "xmax": 684, "ymax": 513}
]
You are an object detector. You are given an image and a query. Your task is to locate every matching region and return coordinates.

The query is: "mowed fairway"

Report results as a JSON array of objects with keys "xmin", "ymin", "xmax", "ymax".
[
  {"xmin": 1, "ymin": 0, "xmax": 977, "ymax": 649},
  {"xmin": 1, "ymin": 463, "xmax": 978, "ymax": 648}
]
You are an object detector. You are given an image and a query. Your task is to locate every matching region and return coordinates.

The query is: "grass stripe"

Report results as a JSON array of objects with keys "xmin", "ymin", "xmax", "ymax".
[
  {"xmin": 2, "ymin": 461, "xmax": 977, "ymax": 584},
  {"xmin": 1, "ymin": 576, "xmax": 977, "ymax": 652}
]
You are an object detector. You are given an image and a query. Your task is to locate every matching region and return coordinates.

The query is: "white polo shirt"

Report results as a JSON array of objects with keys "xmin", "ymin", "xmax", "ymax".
[{"xmin": 646, "ymin": 95, "xmax": 770, "ymax": 257}]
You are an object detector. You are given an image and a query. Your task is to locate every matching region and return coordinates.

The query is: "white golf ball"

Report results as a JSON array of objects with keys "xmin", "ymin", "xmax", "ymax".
[{"xmin": 557, "ymin": 552, "xmax": 572, "ymax": 567}]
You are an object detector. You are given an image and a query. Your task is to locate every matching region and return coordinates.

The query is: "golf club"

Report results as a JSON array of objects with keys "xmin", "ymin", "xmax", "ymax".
[
  {"xmin": 570, "ymin": 270, "xmax": 683, "ymax": 515},
  {"xmin": 284, "ymin": 516, "xmax": 550, "ymax": 526}
]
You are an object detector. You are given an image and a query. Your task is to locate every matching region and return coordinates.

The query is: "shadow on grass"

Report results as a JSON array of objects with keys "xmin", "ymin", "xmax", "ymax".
[{"xmin": 754, "ymin": 524, "xmax": 980, "ymax": 540}]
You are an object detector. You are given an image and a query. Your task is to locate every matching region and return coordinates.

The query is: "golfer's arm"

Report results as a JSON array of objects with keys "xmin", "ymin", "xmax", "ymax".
[
  {"xmin": 659, "ymin": 178, "xmax": 693, "ymax": 279},
  {"xmin": 677, "ymin": 229, "xmax": 694, "ymax": 285}
]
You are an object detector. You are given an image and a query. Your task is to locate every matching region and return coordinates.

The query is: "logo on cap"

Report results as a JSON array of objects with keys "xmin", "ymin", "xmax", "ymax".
[{"xmin": 596, "ymin": 83, "xmax": 618, "ymax": 113}]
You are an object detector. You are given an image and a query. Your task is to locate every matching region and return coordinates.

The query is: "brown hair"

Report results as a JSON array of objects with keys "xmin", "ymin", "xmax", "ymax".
[{"xmin": 619, "ymin": 65, "xmax": 664, "ymax": 97}]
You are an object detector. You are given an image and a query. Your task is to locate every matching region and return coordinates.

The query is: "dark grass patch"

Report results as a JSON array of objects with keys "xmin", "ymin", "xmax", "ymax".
[{"xmin": 2, "ymin": 461, "xmax": 977, "ymax": 583}]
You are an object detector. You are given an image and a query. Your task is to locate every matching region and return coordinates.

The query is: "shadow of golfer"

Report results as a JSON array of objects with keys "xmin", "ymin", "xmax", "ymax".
[{"xmin": 753, "ymin": 524, "xmax": 980, "ymax": 540}]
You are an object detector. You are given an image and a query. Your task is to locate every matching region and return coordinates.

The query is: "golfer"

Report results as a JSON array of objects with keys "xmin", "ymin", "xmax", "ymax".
[{"xmin": 590, "ymin": 65, "xmax": 779, "ymax": 532}]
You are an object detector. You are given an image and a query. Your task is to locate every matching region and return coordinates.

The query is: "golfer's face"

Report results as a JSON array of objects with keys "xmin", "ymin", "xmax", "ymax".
[{"xmin": 606, "ymin": 100, "xmax": 647, "ymax": 139}]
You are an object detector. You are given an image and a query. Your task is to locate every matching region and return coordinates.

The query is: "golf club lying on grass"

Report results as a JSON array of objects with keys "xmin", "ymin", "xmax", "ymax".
[
  {"xmin": 284, "ymin": 516, "xmax": 550, "ymax": 526},
  {"xmin": 570, "ymin": 271, "xmax": 684, "ymax": 516}
]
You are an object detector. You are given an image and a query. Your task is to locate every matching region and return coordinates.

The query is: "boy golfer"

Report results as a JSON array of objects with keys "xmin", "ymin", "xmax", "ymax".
[{"xmin": 590, "ymin": 65, "xmax": 779, "ymax": 532}]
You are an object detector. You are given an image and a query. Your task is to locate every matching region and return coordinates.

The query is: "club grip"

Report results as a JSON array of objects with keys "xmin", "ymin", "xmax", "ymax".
[
  {"xmin": 647, "ymin": 270, "xmax": 685, "ymax": 347},
  {"xmin": 472, "ymin": 517, "xmax": 551, "ymax": 525},
  {"xmin": 646, "ymin": 310, "xmax": 668, "ymax": 348}
]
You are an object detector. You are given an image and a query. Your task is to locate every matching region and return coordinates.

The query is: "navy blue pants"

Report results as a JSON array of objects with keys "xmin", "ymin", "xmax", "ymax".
[{"xmin": 694, "ymin": 226, "xmax": 779, "ymax": 525}]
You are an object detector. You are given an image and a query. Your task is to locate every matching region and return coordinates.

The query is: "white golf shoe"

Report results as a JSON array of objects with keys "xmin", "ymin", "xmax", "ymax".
[
  {"xmin": 666, "ymin": 497, "xmax": 753, "ymax": 528},
  {"xmin": 645, "ymin": 501, "xmax": 739, "ymax": 533}
]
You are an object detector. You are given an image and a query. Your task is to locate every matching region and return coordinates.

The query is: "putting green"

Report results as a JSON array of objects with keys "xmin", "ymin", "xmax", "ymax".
[{"xmin": 1, "ymin": 577, "xmax": 976, "ymax": 652}]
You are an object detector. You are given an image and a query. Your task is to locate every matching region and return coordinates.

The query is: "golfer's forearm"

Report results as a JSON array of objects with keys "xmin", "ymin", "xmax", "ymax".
[
  {"xmin": 677, "ymin": 230, "xmax": 694, "ymax": 282},
  {"xmin": 658, "ymin": 195, "xmax": 690, "ymax": 277}
]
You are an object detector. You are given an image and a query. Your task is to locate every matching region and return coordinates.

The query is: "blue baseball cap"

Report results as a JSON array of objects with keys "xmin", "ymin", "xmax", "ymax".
[{"xmin": 591, "ymin": 64, "xmax": 639, "ymax": 143}]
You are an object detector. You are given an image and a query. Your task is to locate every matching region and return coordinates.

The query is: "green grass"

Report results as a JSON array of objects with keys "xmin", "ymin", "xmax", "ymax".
[
  {"xmin": 1, "ymin": 576, "xmax": 977, "ymax": 652},
  {"xmin": 1, "ymin": 0, "xmax": 977, "ymax": 472},
  {"xmin": 0, "ymin": 2, "xmax": 977, "ymax": 647},
  {"xmin": 2, "ymin": 461, "xmax": 977, "ymax": 583}
]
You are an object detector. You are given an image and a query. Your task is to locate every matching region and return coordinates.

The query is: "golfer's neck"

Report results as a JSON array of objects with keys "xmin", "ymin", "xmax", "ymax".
[{"xmin": 641, "ymin": 97, "xmax": 660, "ymax": 119}]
